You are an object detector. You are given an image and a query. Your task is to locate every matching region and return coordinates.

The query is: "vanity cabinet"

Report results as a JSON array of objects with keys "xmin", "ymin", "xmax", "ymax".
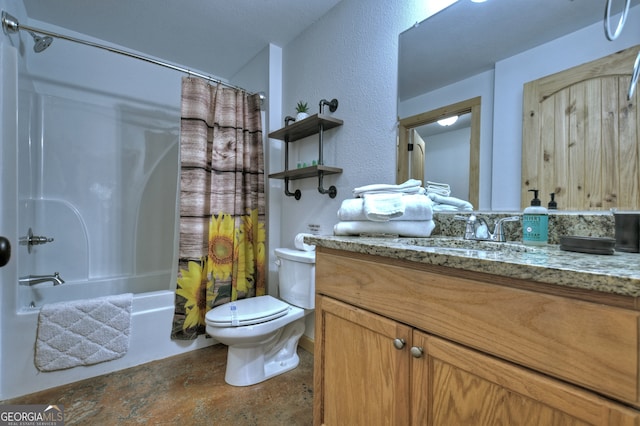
[
  {"xmin": 314, "ymin": 248, "xmax": 640, "ymax": 425},
  {"xmin": 315, "ymin": 295, "xmax": 412, "ymax": 424}
]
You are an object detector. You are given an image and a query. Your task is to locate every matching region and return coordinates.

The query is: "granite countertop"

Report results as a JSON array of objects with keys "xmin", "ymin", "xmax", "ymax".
[{"xmin": 305, "ymin": 234, "xmax": 640, "ymax": 298}]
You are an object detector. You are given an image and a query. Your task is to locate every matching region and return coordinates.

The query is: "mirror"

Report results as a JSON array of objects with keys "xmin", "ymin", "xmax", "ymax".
[
  {"xmin": 397, "ymin": 97, "xmax": 480, "ymax": 208},
  {"xmin": 397, "ymin": 0, "xmax": 640, "ymax": 210}
]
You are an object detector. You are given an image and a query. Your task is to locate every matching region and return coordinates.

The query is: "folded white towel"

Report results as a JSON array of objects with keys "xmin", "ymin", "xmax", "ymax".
[
  {"xmin": 353, "ymin": 179, "xmax": 423, "ymax": 197},
  {"xmin": 363, "ymin": 193, "xmax": 404, "ymax": 222},
  {"xmin": 432, "ymin": 204, "xmax": 460, "ymax": 212},
  {"xmin": 337, "ymin": 198, "xmax": 365, "ymax": 220},
  {"xmin": 333, "ymin": 220, "xmax": 435, "ymax": 237},
  {"xmin": 428, "ymin": 193, "xmax": 473, "ymax": 211},
  {"xmin": 338, "ymin": 194, "xmax": 433, "ymax": 221},
  {"xmin": 294, "ymin": 233, "xmax": 315, "ymax": 251},
  {"xmin": 426, "ymin": 181, "xmax": 451, "ymax": 197}
]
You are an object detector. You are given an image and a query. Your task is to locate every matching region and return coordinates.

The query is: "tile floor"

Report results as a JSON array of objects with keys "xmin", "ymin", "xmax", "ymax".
[{"xmin": 1, "ymin": 344, "xmax": 314, "ymax": 425}]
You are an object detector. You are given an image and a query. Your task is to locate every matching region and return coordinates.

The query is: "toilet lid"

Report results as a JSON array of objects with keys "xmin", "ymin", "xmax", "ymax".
[{"xmin": 205, "ymin": 295, "xmax": 290, "ymax": 327}]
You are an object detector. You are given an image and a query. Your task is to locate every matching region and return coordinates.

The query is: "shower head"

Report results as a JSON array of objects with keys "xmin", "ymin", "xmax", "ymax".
[
  {"xmin": 28, "ymin": 31, "xmax": 53, "ymax": 53},
  {"xmin": 2, "ymin": 12, "xmax": 53, "ymax": 53}
]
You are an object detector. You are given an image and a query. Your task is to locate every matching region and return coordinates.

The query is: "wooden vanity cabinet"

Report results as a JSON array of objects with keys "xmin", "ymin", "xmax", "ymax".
[
  {"xmin": 315, "ymin": 295, "xmax": 411, "ymax": 424},
  {"xmin": 314, "ymin": 248, "xmax": 640, "ymax": 425}
]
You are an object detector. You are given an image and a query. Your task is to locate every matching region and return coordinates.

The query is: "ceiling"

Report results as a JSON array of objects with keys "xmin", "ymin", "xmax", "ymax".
[
  {"xmin": 399, "ymin": 0, "xmax": 640, "ymax": 101},
  {"xmin": 20, "ymin": 0, "xmax": 343, "ymax": 82}
]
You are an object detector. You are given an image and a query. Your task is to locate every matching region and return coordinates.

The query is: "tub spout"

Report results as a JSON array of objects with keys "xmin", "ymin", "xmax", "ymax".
[{"xmin": 19, "ymin": 272, "xmax": 65, "ymax": 286}]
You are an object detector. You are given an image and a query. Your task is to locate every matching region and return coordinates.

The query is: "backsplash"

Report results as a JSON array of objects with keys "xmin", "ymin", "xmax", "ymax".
[{"xmin": 433, "ymin": 211, "xmax": 615, "ymax": 245}]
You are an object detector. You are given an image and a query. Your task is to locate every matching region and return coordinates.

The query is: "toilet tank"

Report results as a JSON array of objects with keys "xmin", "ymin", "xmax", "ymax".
[{"xmin": 274, "ymin": 248, "xmax": 316, "ymax": 309}]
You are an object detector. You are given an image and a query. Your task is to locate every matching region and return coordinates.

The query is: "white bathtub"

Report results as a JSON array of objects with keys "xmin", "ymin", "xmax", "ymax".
[
  {"xmin": 18, "ymin": 271, "xmax": 173, "ymax": 311},
  {"xmin": 1, "ymin": 280, "xmax": 213, "ymax": 400}
]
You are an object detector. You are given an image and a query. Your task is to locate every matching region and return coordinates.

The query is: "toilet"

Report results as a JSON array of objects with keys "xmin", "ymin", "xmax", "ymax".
[{"xmin": 205, "ymin": 247, "xmax": 315, "ymax": 386}]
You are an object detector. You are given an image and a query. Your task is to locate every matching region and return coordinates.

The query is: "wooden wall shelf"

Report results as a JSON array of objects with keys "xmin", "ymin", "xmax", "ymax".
[
  {"xmin": 268, "ymin": 114, "xmax": 343, "ymax": 142},
  {"xmin": 268, "ymin": 110, "xmax": 343, "ymax": 199},
  {"xmin": 269, "ymin": 165, "xmax": 343, "ymax": 180}
]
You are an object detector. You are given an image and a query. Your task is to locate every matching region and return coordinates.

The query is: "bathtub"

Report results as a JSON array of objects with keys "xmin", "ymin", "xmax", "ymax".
[
  {"xmin": 18, "ymin": 271, "xmax": 174, "ymax": 310},
  {"xmin": 0, "ymin": 39, "xmax": 214, "ymax": 401},
  {"xmin": 2, "ymin": 278, "xmax": 212, "ymax": 400}
]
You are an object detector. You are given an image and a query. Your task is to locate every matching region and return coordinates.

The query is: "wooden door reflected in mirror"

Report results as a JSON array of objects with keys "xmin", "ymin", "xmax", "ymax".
[{"xmin": 522, "ymin": 45, "xmax": 640, "ymax": 210}]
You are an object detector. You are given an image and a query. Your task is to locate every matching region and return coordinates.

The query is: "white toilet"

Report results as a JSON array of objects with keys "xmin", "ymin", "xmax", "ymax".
[{"xmin": 205, "ymin": 247, "xmax": 315, "ymax": 386}]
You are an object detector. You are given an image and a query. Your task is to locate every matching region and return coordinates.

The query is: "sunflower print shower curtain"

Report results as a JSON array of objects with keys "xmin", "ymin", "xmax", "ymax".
[{"xmin": 172, "ymin": 77, "xmax": 265, "ymax": 340}]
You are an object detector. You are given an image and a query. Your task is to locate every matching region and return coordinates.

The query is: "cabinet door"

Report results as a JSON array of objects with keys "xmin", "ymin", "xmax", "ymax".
[
  {"xmin": 314, "ymin": 295, "xmax": 412, "ymax": 425},
  {"xmin": 411, "ymin": 331, "xmax": 640, "ymax": 425}
]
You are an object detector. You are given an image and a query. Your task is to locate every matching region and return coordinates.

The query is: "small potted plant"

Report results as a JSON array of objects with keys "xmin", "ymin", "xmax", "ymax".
[{"xmin": 295, "ymin": 101, "xmax": 310, "ymax": 121}]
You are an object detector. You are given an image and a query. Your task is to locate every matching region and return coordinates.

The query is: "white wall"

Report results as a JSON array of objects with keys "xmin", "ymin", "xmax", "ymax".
[
  {"xmin": 277, "ymin": 0, "xmax": 428, "ymax": 247},
  {"xmin": 0, "ymin": 0, "xmax": 28, "ymax": 399},
  {"xmin": 424, "ymin": 126, "xmax": 471, "ymax": 200}
]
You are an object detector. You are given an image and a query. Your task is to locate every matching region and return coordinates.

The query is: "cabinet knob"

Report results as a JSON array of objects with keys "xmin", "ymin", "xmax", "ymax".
[
  {"xmin": 393, "ymin": 338, "xmax": 406, "ymax": 350},
  {"xmin": 410, "ymin": 346, "xmax": 424, "ymax": 358}
]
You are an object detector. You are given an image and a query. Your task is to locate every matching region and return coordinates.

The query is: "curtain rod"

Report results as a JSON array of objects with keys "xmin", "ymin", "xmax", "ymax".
[{"xmin": 1, "ymin": 11, "xmax": 265, "ymax": 100}]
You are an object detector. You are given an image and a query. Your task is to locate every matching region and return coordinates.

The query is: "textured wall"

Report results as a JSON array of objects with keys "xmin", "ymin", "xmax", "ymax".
[{"xmin": 277, "ymin": 0, "xmax": 425, "ymax": 246}]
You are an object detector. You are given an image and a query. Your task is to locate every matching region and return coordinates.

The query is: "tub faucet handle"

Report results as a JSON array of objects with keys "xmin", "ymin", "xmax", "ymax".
[{"xmin": 20, "ymin": 228, "xmax": 54, "ymax": 253}]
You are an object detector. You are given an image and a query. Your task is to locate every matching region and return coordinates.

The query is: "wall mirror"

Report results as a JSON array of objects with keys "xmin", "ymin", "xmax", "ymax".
[
  {"xmin": 397, "ymin": 0, "xmax": 639, "ymax": 210},
  {"xmin": 397, "ymin": 97, "xmax": 480, "ymax": 208}
]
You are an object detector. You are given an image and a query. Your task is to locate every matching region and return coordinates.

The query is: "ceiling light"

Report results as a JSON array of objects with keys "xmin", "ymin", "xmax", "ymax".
[
  {"xmin": 471, "ymin": 0, "xmax": 488, "ymax": 3},
  {"xmin": 437, "ymin": 116, "xmax": 459, "ymax": 126}
]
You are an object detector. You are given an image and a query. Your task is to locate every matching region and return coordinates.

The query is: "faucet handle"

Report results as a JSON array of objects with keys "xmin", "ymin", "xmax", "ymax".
[
  {"xmin": 493, "ymin": 216, "xmax": 521, "ymax": 242},
  {"xmin": 454, "ymin": 215, "xmax": 476, "ymax": 239}
]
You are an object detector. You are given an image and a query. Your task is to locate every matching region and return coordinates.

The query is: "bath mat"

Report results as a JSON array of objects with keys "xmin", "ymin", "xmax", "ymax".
[{"xmin": 35, "ymin": 293, "xmax": 133, "ymax": 372}]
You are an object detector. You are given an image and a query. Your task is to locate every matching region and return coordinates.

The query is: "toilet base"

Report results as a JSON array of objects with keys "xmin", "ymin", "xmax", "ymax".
[{"xmin": 224, "ymin": 317, "xmax": 305, "ymax": 386}]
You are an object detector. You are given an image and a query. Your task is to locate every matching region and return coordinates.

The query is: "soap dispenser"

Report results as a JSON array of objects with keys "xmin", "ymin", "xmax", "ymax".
[
  {"xmin": 548, "ymin": 193, "xmax": 557, "ymax": 210},
  {"xmin": 523, "ymin": 189, "xmax": 548, "ymax": 245}
]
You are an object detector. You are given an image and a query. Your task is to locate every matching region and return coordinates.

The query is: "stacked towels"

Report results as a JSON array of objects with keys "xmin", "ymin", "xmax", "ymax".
[
  {"xmin": 427, "ymin": 193, "xmax": 473, "ymax": 212},
  {"xmin": 425, "ymin": 181, "xmax": 451, "ymax": 196},
  {"xmin": 352, "ymin": 179, "xmax": 426, "ymax": 197},
  {"xmin": 334, "ymin": 180, "xmax": 436, "ymax": 237},
  {"xmin": 424, "ymin": 180, "xmax": 473, "ymax": 211}
]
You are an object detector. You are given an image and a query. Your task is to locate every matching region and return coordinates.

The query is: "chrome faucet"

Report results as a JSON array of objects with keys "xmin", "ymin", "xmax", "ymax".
[
  {"xmin": 19, "ymin": 272, "xmax": 65, "ymax": 286},
  {"xmin": 455, "ymin": 215, "xmax": 520, "ymax": 242}
]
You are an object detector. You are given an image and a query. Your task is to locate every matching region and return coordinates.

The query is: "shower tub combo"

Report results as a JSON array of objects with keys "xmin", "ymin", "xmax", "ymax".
[{"xmin": 0, "ymin": 10, "xmax": 212, "ymax": 400}]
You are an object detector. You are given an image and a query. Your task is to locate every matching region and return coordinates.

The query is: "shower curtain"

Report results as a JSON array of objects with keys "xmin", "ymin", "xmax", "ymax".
[{"xmin": 172, "ymin": 77, "xmax": 265, "ymax": 340}]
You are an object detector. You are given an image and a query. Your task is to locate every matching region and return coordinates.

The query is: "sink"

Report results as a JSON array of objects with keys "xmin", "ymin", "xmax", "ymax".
[{"xmin": 395, "ymin": 237, "xmax": 538, "ymax": 255}]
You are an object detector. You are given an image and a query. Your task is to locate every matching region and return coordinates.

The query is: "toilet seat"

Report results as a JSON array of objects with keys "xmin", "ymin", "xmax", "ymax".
[{"xmin": 206, "ymin": 295, "xmax": 290, "ymax": 327}]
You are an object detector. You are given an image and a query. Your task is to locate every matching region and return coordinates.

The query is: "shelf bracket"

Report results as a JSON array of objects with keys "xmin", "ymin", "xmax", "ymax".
[
  {"xmin": 318, "ymin": 171, "xmax": 337, "ymax": 198},
  {"xmin": 284, "ymin": 177, "xmax": 301, "ymax": 200},
  {"xmin": 315, "ymin": 102, "xmax": 338, "ymax": 198},
  {"xmin": 319, "ymin": 98, "xmax": 339, "ymax": 114},
  {"xmin": 282, "ymin": 135, "xmax": 301, "ymax": 200}
]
